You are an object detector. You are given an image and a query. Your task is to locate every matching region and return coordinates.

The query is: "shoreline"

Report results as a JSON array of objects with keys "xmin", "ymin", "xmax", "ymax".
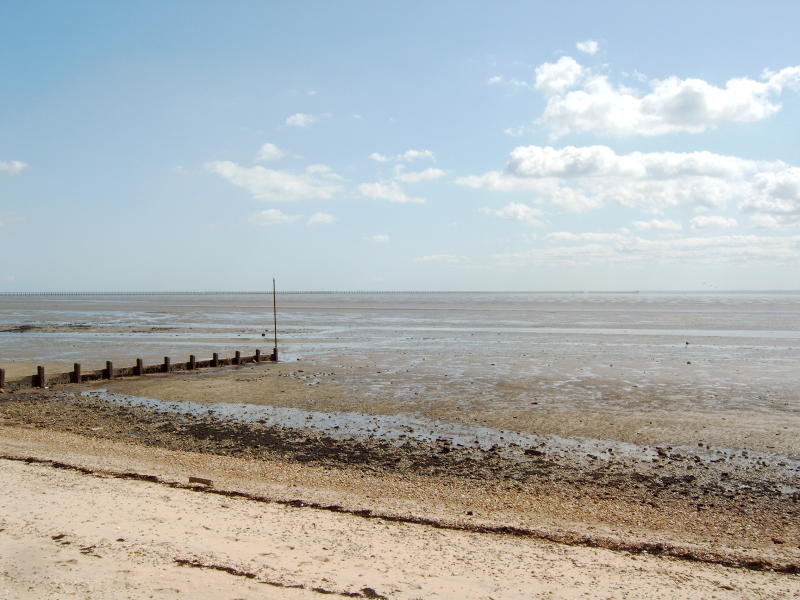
[
  {"xmin": 1, "ymin": 427, "xmax": 799, "ymax": 599},
  {"xmin": 2, "ymin": 366, "xmax": 799, "ymax": 573}
]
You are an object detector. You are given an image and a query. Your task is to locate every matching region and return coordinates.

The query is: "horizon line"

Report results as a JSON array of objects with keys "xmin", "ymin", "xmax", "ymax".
[{"xmin": 1, "ymin": 289, "xmax": 799, "ymax": 296}]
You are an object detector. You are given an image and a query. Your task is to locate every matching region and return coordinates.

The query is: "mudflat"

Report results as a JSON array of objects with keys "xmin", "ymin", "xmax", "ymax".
[{"xmin": 2, "ymin": 362, "xmax": 799, "ymax": 571}]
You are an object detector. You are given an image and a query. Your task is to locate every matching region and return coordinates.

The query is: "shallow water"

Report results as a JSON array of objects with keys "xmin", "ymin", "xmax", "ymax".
[{"xmin": 2, "ymin": 292, "xmax": 799, "ymax": 409}]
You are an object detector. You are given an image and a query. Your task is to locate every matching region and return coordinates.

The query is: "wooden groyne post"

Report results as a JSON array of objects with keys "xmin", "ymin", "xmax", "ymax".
[
  {"xmin": 1, "ymin": 348, "xmax": 277, "ymax": 392},
  {"xmin": 272, "ymin": 277, "xmax": 279, "ymax": 362}
]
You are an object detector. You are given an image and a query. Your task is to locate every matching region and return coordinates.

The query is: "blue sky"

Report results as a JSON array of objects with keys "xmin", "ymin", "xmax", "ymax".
[{"xmin": 1, "ymin": 0, "xmax": 799, "ymax": 291}]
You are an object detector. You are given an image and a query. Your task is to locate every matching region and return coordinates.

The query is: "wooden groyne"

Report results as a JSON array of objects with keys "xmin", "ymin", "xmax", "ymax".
[{"xmin": 0, "ymin": 348, "xmax": 277, "ymax": 392}]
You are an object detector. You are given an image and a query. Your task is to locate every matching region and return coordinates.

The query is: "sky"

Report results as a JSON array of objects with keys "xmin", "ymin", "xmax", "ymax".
[{"xmin": 1, "ymin": 0, "xmax": 799, "ymax": 292}]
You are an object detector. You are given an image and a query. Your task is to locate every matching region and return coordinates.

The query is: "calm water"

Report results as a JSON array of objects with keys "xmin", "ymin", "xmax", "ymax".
[{"xmin": 1, "ymin": 292, "xmax": 799, "ymax": 407}]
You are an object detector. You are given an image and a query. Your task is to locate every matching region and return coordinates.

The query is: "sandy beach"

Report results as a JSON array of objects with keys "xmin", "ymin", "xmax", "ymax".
[{"xmin": 2, "ymin": 424, "xmax": 799, "ymax": 599}]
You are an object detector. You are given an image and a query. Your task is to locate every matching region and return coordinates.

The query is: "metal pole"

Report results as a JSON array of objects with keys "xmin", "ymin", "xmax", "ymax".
[{"xmin": 272, "ymin": 278, "xmax": 278, "ymax": 360}]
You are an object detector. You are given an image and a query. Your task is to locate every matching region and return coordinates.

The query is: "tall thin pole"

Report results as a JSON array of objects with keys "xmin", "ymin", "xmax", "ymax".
[{"xmin": 272, "ymin": 278, "xmax": 278, "ymax": 360}]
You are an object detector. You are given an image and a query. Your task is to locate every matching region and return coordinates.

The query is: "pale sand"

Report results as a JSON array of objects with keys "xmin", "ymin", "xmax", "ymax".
[{"xmin": 1, "ymin": 426, "xmax": 799, "ymax": 599}]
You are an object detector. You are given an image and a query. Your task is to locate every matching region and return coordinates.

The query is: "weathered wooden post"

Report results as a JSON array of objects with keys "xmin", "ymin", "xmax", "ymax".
[
  {"xmin": 72, "ymin": 363, "xmax": 81, "ymax": 383},
  {"xmin": 106, "ymin": 361, "xmax": 114, "ymax": 379},
  {"xmin": 272, "ymin": 277, "xmax": 279, "ymax": 362},
  {"xmin": 212, "ymin": 352, "xmax": 219, "ymax": 367},
  {"xmin": 255, "ymin": 349, "xmax": 261, "ymax": 363},
  {"xmin": 189, "ymin": 354, "xmax": 196, "ymax": 370},
  {"xmin": 234, "ymin": 350, "xmax": 241, "ymax": 365},
  {"xmin": 163, "ymin": 356, "xmax": 171, "ymax": 373},
  {"xmin": 135, "ymin": 358, "xmax": 143, "ymax": 376},
  {"xmin": 37, "ymin": 366, "xmax": 46, "ymax": 388},
  {"xmin": 0, "ymin": 367, "xmax": 5, "ymax": 389}
]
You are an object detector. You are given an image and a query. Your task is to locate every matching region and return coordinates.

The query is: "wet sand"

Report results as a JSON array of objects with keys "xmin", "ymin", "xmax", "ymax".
[
  {"xmin": 2, "ymin": 366, "xmax": 799, "ymax": 573},
  {"xmin": 100, "ymin": 360, "xmax": 800, "ymax": 457}
]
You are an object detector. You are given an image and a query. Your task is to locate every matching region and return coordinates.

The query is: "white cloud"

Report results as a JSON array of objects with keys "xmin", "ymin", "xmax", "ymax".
[
  {"xmin": 286, "ymin": 113, "xmax": 322, "ymax": 127},
  {"xmin": 0, "ymin": 160, "xmax": 27, "ymax": 175},
  {"xmin": 483, "ymin": 202, "xmax": 545, "ymax": 227},
  {"xmin": 358, "ymin": 163, "xmax": 443, "ymax": 205},
  {"xmin": 506, "ymin": 145, "xmax": 752, "ymax": 179},
  {"xmin": 248, "ymin": 209, "xmax": 299, "ymax": 225},
  {"xmin": 690, "ymin": 215, "xmax": 738, "ymax": 230},
  {"xmin": 739, "ymin": 166, "xmax": 800, "ymax": 228},
  {"xmin": 576, "ymin": 40, "xmax": 599, "ymax": 55},
  {"xmin": 457, "ymin": 171, "xmax": 547, "ymax": 193},
  {"xmin": 529, "ymin": 57, "xmax": 800, "ymax": 138},
  {"xmin": 394, "ymin": 167, "xmax": 445, "ymax": 183},
  {"xmin": 359, "ymin": 181, "xmax": 426, "ymax": 204},
  {"xmin": 457, "ymin": 144, "xmax": 800, "ymax": 217},
  {"xmin": 534, "ymin": 56, "xmax": 585, "ymax": 95},
  {"xmin": 369, "ymin": 234, "xmax": 390, "ymax": 243},
  {"xmin": 487, "ymin": 75, "xmax": 503, "ymax": 85},
  {"xmin": 400, "ymin": 149, "xmax": 434, "ymax": 162},
  {"xmin": 369, "ymin": 149, "xmax": 435, "ymax": 163},
  {"xmin": 544, "ymin": 231, "xmax": 626, "ymax": 243},
  {"xmin": 306, "ymin": 212, "xmax": 337, "ymax": 225},
  {"xmin": 748, "ymin": 213, "xmax": 795, "ymax": 230},
  {"xmin": 206, "ymin": 160, "xmax": 341, "ymax": 202},
  {"xmin": 256, "ymin": 143, "xmax": 285, "ymax": 162},
  {"xmin": 633, "ymin": 219, "xmax": 683, "ymax": 232},
  {"xmin": 415, "ymin": 254, "xmax": 471, "ymax": 264},
  {"xmin": 496, "ymin": 230, "xmax": 800, "ymax": 267},
  {"xmin": 742, "ymin": 167, "xmax": 800, "ymax": 213},
  {"xmin": 305, "ymin": 164, "xmax": 343, "ymax": 179}
]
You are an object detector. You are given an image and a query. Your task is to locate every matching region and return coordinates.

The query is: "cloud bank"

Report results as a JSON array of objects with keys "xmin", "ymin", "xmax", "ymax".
[
  {"xmin": 458, "ymin": 145, "xmax": 800, "ymax": 225},
  {"xmin": 530, "ymin": 57, "xmax": 800, "ymax": 138},
  {"xmin": 496, "ymin": 231, "xmax": 800, "ymax": 266}
]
